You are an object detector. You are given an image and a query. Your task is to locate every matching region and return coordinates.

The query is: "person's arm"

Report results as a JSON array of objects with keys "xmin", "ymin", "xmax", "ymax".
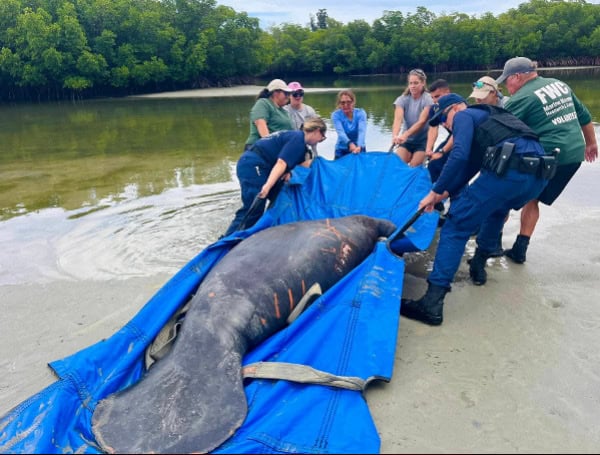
[
  {"xmin": 419, "ymin": 189, "xmax": 450, "ymax": 212},
  {"xmin": 254, "ymin": 118, "xmax": 270, "ymax": 138},
  {"xmin": 438, "ymin": 135, "xmax": 454, "ymax": 154},
  {"xmin": 430, "ymin": 136, "xmax": 454, "ymax": 161},
  {"xmin": 249, "ymin": 99, "xmax": 273, "ymax": 139},
  {"xmin": 397, "ymin": 104, "xmax": 430, "ymax": 144},
  {"xmin": 572, "ymin": 93, "xmax": 596, "ymax": 163},
  {"xmin": 581, "ymin": 122, "xmax": 598, "ymax": 163},
  {"xmin": 258, "ymin": 158, "xmax": 288, "ymax": 198},
  {"xmin": 332, "ymin": 110, "xmax": 351, "ymax": 146},
  {"xmin": 432, "ymin": 112, "xmax": 475, "ymax": 197},
  {"xmin": 426, "ymin": 123, "xmax": 439, "ymax": 155},
  {"xmin": 392, "ymin": 105, "xmax": 405, "ymax": 144},
  {"xmin": 353, "ymin": 109, "xmax": 367, "ymax": 153}
]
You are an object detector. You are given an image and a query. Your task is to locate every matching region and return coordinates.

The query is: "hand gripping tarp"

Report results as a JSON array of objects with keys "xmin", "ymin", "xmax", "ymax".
[{"xmin": 0, "ymin": 152, "xmax": 437, "ymax": 454}]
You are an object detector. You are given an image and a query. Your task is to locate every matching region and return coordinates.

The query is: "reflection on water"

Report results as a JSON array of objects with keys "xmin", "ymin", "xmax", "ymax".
[
  {"xmin": 0, "ymin": 179, "xmax": 239, "ymax": 285},
  {"xmin": 0, "ymin": 70, "xmax": 598, "ymax": 285},
  {"xmin": 0, "ymin": 98, "xmax": 247, "ymax": 220},
  {"xmin": 0, "ymin": 94, "xmax": 399, "ymax": 221}
]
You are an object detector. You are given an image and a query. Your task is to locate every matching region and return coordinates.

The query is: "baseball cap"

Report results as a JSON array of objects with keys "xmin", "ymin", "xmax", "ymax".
[
  {"xmin": 469, "ymin": 76, "xmax": 500, "ymax": 99},
  {"xmin": 429, "ymin": 93, "xmax": 466, "ymax": 126},
  {"xmin": 496, "ymin": 57, "xmax": 536, "ymax": 84},
  {"xmin": 267, "ymin": 79, "xmax": 291, "ymax": 93},
  {"xmin": 287, "ymin": 81, "xmax": 304, "ymax": 91}
]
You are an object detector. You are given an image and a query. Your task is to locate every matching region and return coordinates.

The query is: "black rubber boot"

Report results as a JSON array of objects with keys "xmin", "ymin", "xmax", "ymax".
[
  {"xmin": 400, "ymin": 283, "xmax": 450, "ymax": 326},
  {"xmin": 504, "ymin": 234, "xmax": 530, "ymax": 264},
  {"xmin": 468, "ymin": 231, "xmax": 503, "ymax": 264},
  {"xmin": 469, "ymin": 248, "xmax": 490, "ymax": 285}
]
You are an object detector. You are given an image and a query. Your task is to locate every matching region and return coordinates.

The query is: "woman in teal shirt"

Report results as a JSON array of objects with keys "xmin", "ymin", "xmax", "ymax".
[{"xmin": 245, "ymin": 79, "xmax": 294, "ymax": 149}]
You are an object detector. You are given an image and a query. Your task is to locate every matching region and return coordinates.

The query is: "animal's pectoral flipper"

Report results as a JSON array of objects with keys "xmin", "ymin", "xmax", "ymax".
[{"xmin": 92, "ymin": 341, "xmax": 247, "ymax": 454}]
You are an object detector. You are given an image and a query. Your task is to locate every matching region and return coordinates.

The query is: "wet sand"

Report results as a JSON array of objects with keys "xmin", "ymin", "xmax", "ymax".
[{"xmin": 1, "ymin": 163, "xmax": 599, "ymax": 453}]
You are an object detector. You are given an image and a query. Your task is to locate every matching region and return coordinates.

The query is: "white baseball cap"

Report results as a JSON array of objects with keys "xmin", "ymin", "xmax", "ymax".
[{"xmin": 267, "ymin": 79, "xmax": 291, "ymax": 93}]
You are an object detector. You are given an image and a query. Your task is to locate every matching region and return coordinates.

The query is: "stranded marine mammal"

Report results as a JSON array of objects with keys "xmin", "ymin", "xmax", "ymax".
[{"xmin": 92, "ymin": 215, "xmax": 397, "ymax": 453}]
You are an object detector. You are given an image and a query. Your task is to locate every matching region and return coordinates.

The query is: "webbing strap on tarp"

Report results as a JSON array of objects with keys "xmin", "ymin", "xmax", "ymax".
[{"xmin": 242, "ymin": 361, "xmax": 366, "ymax": 391}]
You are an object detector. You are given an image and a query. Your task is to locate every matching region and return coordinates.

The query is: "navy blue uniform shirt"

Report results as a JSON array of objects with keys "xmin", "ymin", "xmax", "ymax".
[
  {"xmin": 252, "ymin": 130, "xmax": 309, "ymax": 171},
  {"xmin": 433, "ymin": 108, "xmax": 544, "ymax": 197}
]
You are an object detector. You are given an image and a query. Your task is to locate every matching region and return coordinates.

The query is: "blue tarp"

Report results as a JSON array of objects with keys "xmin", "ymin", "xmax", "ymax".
[{"xmin": 0, "ymin": 152, "xmax": 437, "ymax": 454}]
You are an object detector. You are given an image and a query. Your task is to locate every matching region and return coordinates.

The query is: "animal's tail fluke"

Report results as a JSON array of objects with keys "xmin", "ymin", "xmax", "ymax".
[{"xmin": 92, "ymin": 344, "xmax": 247, "ymax": 454}]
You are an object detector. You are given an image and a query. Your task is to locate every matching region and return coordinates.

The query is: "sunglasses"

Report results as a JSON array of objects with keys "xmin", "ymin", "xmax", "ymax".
[
  {"xmin": 409, "ymin": 68, "xmax": 426, "ymax": 77},
  {"xmin": 339, "ymin": 100, "xmax": 354, "ymax": 105},
  {"xmin": 292, "ymin": 90, "xmax": 304, "ymax": 98},
  {"xmin": 472, "ymin": 81, "xmax": 496, "ymax": 90}
]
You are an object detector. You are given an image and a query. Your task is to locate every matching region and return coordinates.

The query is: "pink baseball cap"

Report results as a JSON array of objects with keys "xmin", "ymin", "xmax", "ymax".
[{"xmin": 288, "ymin": 81, "xmax": 304, "ymax": 91}]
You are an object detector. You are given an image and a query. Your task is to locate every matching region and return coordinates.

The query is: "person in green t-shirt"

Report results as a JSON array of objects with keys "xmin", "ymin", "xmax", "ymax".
[
  {"xmin": 496, "ymin": 57, "xmax": 598, "ymax": 264},
  {"xmin": 245, "ymin": 79, "xmax": 294, "ymax": 148}
]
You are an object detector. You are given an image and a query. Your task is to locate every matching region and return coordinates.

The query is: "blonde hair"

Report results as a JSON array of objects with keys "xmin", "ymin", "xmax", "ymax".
[
  {"xmin": 335, "ymin": 89, "xmax": 356, "ymax": 107},
  {"xmin": 402, "ymin": 68, "xmax": 427, "ymax": 96},
  {"xmin": 302, "ymin": 117, "xmax": 327, "ymax": 135}
]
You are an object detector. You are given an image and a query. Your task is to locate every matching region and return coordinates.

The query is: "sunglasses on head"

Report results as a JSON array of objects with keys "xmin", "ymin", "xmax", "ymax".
[
  {"xmin": 409, "ymin": 68, "xmax": 426, "ymax": 77},
  {"xmin": 472, "ymin": 81, "xmax": 495, "ymax": 90},
  {"xmin": 292, "ymin": 90, "xmax": 304, "ymax": 98}
]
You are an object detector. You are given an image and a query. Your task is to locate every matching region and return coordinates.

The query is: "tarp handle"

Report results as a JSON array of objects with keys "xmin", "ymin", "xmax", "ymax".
[
  {"xmin": 387, "ymin": 206, "xmax": 425, "ymax": 245},
  {"xmin": 242, "ymin": 362, "xmax": 367, "ymax": 391},
  {"xmin": 237, "ymin": 195, "xmax": 265, "ymax": 231}
]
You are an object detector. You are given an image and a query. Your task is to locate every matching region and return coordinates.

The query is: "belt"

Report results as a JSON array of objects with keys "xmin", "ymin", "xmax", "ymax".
[{"xmin": 508, "ymin": 154, "xmax": 541, "ymax": 174}]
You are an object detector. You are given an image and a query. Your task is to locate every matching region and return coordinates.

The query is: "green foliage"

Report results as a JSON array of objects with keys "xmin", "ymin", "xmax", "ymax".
[
  {"xmin": 63, "ymin": 75, "xmax": 91, "ymax": 90},
  {"xmin": 0, "ymin": 0, "xmax": 598, "ymax": 101}
]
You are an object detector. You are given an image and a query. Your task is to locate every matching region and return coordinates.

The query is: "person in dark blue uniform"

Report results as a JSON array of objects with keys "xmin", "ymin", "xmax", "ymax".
[
  {"xmin": 425, "ymin": 79, "xmax": 452, "ymax": 185},
  {"xmin": 224, "ymin": 117, "xmax": 327, "ymax": 237},
  {"xmin": 400, "ymin": 94, "xmax": 551, "ymax": 326}
]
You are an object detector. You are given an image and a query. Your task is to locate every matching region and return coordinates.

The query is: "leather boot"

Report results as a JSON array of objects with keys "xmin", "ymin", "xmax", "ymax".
[
  {"xmin": 504, "ymin": 234, "xmax": 530, "ymax": 264},
  {"xmin": 469, "ymin": 248, "xmax": 490, "ymax": 285},
  {"xmin": 468, "ymin": 230, "xmax": 503, "ymax": 264},
  {"xmin": 400, "ymin": 283, "xmax": 450, "ymax": 326}
]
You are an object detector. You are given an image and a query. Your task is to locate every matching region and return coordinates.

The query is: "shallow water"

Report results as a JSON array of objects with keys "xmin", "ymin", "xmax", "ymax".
[
  {"xmin": 0, "ymin": 180, "xmax": 239, "ymax": 285},
  {"xmin": 0, "ymin": 70, "xmax": 598, "ymax": 286}
]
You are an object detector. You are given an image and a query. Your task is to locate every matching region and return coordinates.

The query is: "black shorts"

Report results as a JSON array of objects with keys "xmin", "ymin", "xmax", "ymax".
[
  {"xmin": 538, "ymin": 162, "xmax": 581, "ymax": 206},
  {"xmin": 399, "ymin": 140, "xmax": 426, "ymax": 154}
]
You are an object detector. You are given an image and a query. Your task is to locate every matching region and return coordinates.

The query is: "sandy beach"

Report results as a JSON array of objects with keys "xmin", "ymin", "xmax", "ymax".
[{"xmin": 1, "ymin": 161, "xmax": 599, "ymax": 453}]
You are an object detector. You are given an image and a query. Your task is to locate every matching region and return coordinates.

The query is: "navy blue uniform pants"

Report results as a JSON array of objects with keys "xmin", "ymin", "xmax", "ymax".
[
  {"xmin": 224, "ymin": 152, "xmax": 270, "ymax": 236},
  {"xmin": 428, "ymin": 169, "xmax": 548, "ymax": 288}
]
